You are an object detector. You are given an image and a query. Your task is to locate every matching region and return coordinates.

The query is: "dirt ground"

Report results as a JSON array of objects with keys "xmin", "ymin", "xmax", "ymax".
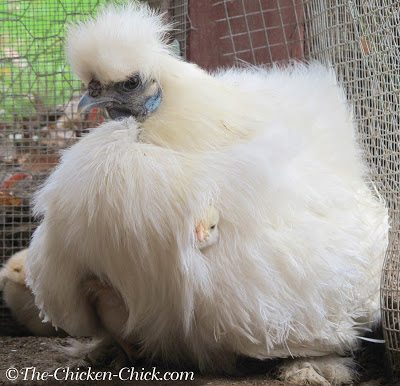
[{"xmin": 0, "ymin": 336, "xmax": 395, "ymax": 386}]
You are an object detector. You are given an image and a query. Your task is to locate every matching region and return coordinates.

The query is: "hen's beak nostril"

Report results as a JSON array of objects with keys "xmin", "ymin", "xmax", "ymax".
[{"xmin": 78, "ymin": 92, "xmax": 96, "ymax": 113}]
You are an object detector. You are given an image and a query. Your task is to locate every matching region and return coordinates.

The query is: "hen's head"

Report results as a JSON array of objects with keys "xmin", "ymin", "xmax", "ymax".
[{"xmin": 66, "ymin": 2, "xmax": 174, "ymax": 121}]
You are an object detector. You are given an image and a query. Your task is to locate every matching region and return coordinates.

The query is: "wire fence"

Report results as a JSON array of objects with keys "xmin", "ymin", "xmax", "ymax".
[
  {"xmin": 0, "ymin": 0, "xmax": 106, "ymax": 335},
  {"xmin": 305, "ymin": 1, "xmax": 400, "ymax": 376},
  {"xmin": 1, "ymin": 0, "xmax": 399, "ymax": 377},
  {"xmin": 215, "ymin": 0, "xmax": 305, "ymax": 64}
]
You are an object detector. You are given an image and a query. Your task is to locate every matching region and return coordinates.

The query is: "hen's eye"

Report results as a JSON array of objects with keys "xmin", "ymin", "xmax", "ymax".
[
  {"xmin": 122, "ymin": 75, "xmax": 141, "ymax": 91},
  {"xmin": 210, "ymin": 225, "xmax": 216, "ymax": 230}
]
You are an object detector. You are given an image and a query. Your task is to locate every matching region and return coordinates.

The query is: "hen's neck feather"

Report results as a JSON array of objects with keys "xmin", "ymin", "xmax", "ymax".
[{"xmin": 142, "ymin": 58, "xmax": 272, "ymax": 151}]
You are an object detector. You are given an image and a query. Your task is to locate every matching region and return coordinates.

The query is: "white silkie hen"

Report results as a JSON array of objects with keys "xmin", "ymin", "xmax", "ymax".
[{"xmin": 26, "ymin": 3, "xmax": 388, "ymax": 384}]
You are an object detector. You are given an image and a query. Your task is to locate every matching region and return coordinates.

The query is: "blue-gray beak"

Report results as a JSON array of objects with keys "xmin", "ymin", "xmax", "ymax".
[{"xmin": 77, "ymin": 92, "xmax": 116, "ymax": 114}]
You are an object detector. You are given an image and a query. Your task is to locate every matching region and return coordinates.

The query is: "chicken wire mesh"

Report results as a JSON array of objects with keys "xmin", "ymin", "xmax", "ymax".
[
  {"xmin": 303, "ymin": 0, "xmax": 400, "ymax": 377},
  {"xmin": 214, "ymin": 0, "xmax": 305, "ymax": 65},
  {"xmin": 0, "ymin": 0, "xmax": 399, "ymax": 377},
  {"xmin": 0, "ymin": 0, "xmax": 104, "ymax": 335}
]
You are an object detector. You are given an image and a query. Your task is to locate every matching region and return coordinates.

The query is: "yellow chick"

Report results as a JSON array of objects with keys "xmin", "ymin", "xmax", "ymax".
[
  {"xmin": 69, "ymin": 210, "xmax": 221, "ymax": 365},
  {"xmin": 195, "ymin": 207, "xmax": 220, "ymax": 250},
  {"xmin": 0, "ymin": 249, "xmax": 57, "ymax": 336},
  {"xmin": 83, "ymin": 278, "xmax": 136, "ymax": 363}
]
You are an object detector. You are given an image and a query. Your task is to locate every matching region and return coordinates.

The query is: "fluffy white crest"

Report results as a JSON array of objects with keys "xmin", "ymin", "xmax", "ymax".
[{"xmin": 66, "ymin": 2, "xmax": 174, "ymax": 84}]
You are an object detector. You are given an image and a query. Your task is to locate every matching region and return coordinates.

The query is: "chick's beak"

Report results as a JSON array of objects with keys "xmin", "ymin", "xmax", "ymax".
[{"xmin": 196, "ymin": 223, "xmax": 206, "ymax": 242}]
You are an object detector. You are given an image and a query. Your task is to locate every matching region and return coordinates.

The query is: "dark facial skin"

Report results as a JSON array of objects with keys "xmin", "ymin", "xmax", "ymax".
[{"xmin": 79, "ymin": 73, "xmax": 162, "ymax": 122}]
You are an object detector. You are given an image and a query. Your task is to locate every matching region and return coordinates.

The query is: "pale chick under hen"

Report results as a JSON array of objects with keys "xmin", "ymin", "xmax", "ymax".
[
  {"xmin": 195, "ymin": 207, "xmax": 220, "ymax": 250},
  {"xmin": 67, "ymin": 208, "xmax": 221, "ymax": 364},
  {"xmin": 0, "ymin": 249, "xmax": 56, "ymax": 336},
  {"xmin": 0, "ymin": 209, "xmax": 217, "ymax": 352}
]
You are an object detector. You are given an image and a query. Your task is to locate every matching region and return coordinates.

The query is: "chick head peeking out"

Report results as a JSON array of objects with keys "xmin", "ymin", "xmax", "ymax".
[
  {"xmin": 78, "ymin": 75, "xmax": 162, "ymax": 122},
  {"xmin": 195, "ymin": 207, "xmax": 220, "ymax": 250}
]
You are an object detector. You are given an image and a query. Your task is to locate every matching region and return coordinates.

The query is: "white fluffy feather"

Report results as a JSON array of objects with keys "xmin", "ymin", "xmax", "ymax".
[
  {"xmin": 66, "ymin": 2, "xmax": 172, "ymax": 85},
  {"xmin": 27, "ymin": 109, "xmax": 387, "ymax": 371}
]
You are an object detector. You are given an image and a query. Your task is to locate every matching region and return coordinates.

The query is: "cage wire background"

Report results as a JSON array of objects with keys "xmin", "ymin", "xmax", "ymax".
[{"xmin": 0, "ymin": 0, "xmax": 399, "ymax": 377}]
